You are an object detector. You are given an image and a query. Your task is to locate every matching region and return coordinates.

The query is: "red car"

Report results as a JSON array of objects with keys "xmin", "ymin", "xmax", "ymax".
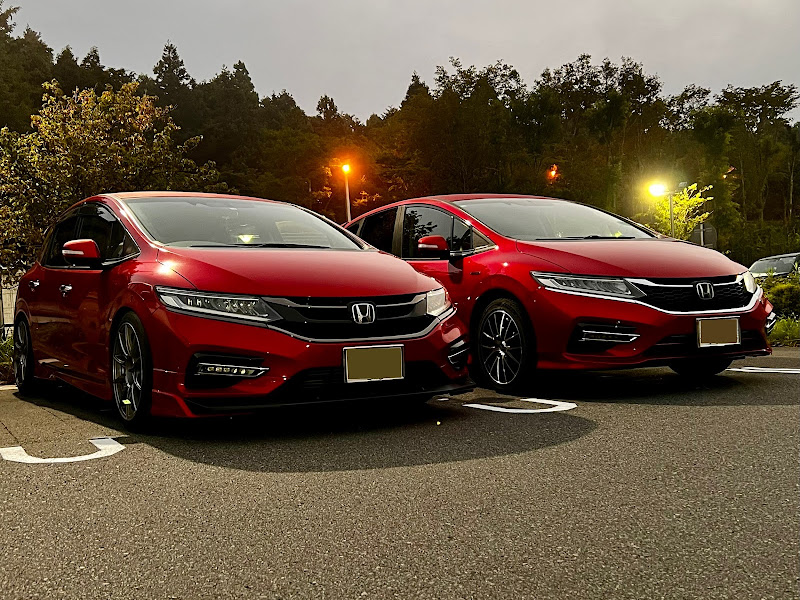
[
  {"xmin": 13, "ymin": 192, "xmax": 472, "ymax": 425},
  {"xmin": 345, "ymin": 195, "xmax": 775, "ymax": 391}
]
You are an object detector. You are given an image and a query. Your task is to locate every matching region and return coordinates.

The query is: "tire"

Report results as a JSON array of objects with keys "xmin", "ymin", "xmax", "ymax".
[
  {"xmin": 472, "ymin": 298, "xmax": 536, "ymax": 393},
  {"xmin": 110, "ymin": 312, "xmax": 153, "ymax": 428},
  {"xmin": 13, "ymin": 318, "xmax": 38, "ymax": 394},
  {"xmin": 669, "ymin": 357, "xmax": 733, "ymax": 378}
]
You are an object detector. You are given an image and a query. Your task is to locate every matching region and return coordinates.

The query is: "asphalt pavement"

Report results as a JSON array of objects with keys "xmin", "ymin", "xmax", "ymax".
[{"xmin": 1, "ymin": 349, "xmax": 798, "ymax": 599}]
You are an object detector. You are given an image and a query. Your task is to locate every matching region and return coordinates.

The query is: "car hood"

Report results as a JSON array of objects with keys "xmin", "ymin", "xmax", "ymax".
[
  {"xmin": 516, "ymin": 238, "xmax": 746, "ymax": 278},
  {"xmin": 156, "ymin": 247, "xmax": 438, "ymax": 297}
]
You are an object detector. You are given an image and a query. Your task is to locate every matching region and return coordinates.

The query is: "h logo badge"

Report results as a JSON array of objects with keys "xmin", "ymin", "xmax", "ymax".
[
  {"xmin": 695, "ymin": 282, "xmax": 714, "ymax": 300},
  {"xmin": 351, "ymin": 303, "xmax": 376, "ymax": 325}
]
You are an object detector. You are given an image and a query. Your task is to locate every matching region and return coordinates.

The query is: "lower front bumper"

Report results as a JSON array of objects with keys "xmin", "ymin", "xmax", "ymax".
[{"xmin": 527, "ymin": 288, "xmax": 773, "ymax": 370}]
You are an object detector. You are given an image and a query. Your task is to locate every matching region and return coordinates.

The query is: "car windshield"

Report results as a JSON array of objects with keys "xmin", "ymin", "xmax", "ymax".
[
  {"xmin": 123, "ymin": 196, "xmax": 363, "ymax": 250},
  {"xmin": 454, "ymin": 198, "xmax": 653, "ymax": 241},
  {"xmin": 750, "ymin": 256, "xmax": 797, "ymax": 275}
]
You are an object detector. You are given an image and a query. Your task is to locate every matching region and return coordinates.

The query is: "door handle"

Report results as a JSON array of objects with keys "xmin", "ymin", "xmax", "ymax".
[
  {"xmin": 59, "ymin": 284, "xmax": 73, "ymax": 297},
  {"xmin": 28, "ymin": 279, "xmax": 40, "ymax": 291}
]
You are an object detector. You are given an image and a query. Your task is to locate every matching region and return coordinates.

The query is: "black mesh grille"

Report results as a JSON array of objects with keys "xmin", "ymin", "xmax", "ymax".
[
  {"xmin": 636, "ymin": 279, "xmax": 753, "ymax": 312},
  {"xmin": 265, "ymin": 293, "xmax": 436, "ymax": 340},
  {"xmin": 643, "ymin": 330, "xmax": 767, "ymax": 359}
]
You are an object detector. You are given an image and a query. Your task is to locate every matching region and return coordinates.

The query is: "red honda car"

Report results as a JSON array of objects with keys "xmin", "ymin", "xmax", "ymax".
[
  {"xmin": 345, "ymin": 195, "xmax": 775, "ymax": 391},
  {"xmin": 13, "ymin": 192, "xmax": 472, "ymax": 425}
]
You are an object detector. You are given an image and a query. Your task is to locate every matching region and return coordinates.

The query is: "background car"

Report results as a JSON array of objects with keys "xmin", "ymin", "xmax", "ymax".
[
  {"xmin": 346, "ymin": 194, "xmax": 774, "ymax": 391},
  {"xmin": 13, "ymin": 192, "xmax": 472, "ymax": 426},
  {"xmin": 749, "ymin": 252, "xmax": 800, "ymax": 278}
]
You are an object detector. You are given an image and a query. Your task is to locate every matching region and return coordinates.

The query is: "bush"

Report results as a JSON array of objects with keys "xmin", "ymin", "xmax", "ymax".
[
  {"xmin": 769, "ymin": 317, "xmax": 800, "ymax": 347},
  {"xmin": 761, "ymin": 273, "xmax": 800, "ymax": 317},
  {"xmin": 0, "ymin": 334, "xmax": 12, "ymax": 383}
]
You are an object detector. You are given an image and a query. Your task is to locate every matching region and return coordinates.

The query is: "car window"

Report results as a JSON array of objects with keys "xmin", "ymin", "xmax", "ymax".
[
  {"xmin": 78, "ymin": 204, "xmax": 138, "ymax": 261},
  {"xmin": 451, "ymin": 218, "xmax": 472, "ymax": 252},
  {"xmin": 358, "ymin": 208, "xmax": 397, "ymax": 253},
  {"xmin": 124, "ymin": 196, "xmax": 361, "ymax": 250},
  {"xmin": 401, "ymin": 206, "xmax": 453, "ymax": 259},
  {"xmin": 345, "ymin": 222, "xmax": 361, "ymax": 235},
  {"xmin": 42, "ymin": 212, "xmax": 80, "ymax": 268}
]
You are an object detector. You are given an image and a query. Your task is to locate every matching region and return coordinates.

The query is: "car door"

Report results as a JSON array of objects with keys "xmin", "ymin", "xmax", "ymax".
[
  {"xmin": 399, "ymin": 204, "xmax": 494, "ymax": 316},
  {"xmin": 57, "ymin": 203, "xmax": 138, "ymax": 382},
  {"xmin": 32, "ymin": 211, "xmax": 81, "ymax": 371}
]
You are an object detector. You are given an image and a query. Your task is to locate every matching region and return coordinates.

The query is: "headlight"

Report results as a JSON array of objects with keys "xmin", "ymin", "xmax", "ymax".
[
  {"xmin": 741, "ymin": 270, "xmax": 758, "ymax": 294},
  {"xmin": 426, "ymin": 287, "xmax": 451, "ymax": 317},
  {"xmin": 531, "ymin": 272, "xmax": 645, "ymax": 299},
  {"xmin": 155, "ymin": 287, "xmax": 281, "ymax": 323}
]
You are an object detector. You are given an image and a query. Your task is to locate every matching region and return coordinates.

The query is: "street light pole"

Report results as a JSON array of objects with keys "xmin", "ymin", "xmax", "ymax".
[
  {"xmin": 669, "ymin": 193, "xmax": 674, "ymax": 238},
  {"xmin": 342, "ymin": 164, "xmax": 351, "ymax": 222}
]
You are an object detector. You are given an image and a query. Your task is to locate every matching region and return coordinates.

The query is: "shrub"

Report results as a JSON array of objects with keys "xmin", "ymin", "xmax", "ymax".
[
  {"xmin": 761, "ymin": 273, "xmax": 800, "ymax": 317},
  {"xmin": 768, "ymin": 317, "xmax": 800, "ymax": 347},
  {"xmin": 0, "ymin": 334, "xmax": 12, "ymax": 383}
]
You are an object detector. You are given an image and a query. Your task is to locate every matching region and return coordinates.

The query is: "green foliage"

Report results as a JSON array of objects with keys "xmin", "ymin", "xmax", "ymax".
[
  {"xmin": 0, "ymin": 334, "xmax": 11, "ymax": 383},
  {"xmin": 642, "ymin": 184, "xmax": 711, "ymax": 239},
  {"xmin": 0, "ymin": 81, "xmax": 224, "ymax": 283},
  {"xmin": 768, "ymin": 317, "xmax": 800, "ymax": 347},
  {"xmin": 761, "ymin": 272, "xmax": 800, "ymax": 317}
]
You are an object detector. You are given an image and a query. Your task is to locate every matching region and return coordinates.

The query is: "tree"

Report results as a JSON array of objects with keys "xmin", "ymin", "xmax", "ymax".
[
  {"xmin": 0, "ymin": 81, "xmax": 225, "ymax": 282},
  {"xmin": 647, "ymin": 184, "xmax": 712, "ymax": 240}
]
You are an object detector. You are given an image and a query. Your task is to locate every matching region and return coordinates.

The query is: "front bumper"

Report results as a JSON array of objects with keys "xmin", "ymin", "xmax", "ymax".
[
  {"xmin": 526, "ymin": 287, "xmax": 772, "ymax": 370},
  {"xmin": 143, "ymin": 307, "xmax": 472, "ymax": 417}
]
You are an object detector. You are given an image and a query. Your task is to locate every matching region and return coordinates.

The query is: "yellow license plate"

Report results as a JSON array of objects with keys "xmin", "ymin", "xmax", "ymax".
[
  {"xmin": 344, "ymin": 345, "xmax": 405, "ymax": 383},
  {"xmin": 697, "ymin": 317, "xmax": 740, "ymax": 348}
]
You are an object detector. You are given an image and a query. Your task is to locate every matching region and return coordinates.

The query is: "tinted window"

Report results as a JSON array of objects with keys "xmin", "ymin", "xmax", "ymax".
[
  {"xmin": 358, "ymin": 208, "xmax": 397, "ymax": 253},
  {"xmin": 454, "ymin": 198, "xmax": 653, "ymax": 241},
  {"xmin": 78, "ymin": 204, "xmax": 138, "ymax": 261},
  {"xmin": 124, "ymin": 197, "xmax": 362, "ymax": 250},
  {"xmin": 402, "ymin": 206, "xmax": 453, "ymax": 259},
  {"xmin": 42, "ymin": 213, "xmax": 80, "ymax": 268}
]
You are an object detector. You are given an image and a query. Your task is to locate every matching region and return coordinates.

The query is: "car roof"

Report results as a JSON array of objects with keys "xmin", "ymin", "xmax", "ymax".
[
  {"xmin": 418, "ymin": 194, "xmax": 564, "ymax": 204},
  {"xmin": 753, "ymin": 252, "xmax": 800, "ymax": 260},
  {"xmin": 104, "ymin": 191, "xmax": 280, "ymax": 204}
]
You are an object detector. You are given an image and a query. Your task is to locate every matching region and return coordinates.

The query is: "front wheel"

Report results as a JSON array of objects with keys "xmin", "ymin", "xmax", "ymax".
[
  {"xmin": 13, "ymin": 318, "xmax": 38, "ymax": 394},
  {"xmin": 473, "ymin": 298, "xmax": 535, "ymax": 393},
  {"xmin": 669, "ymin": 357, "xmax": 733, "ymax": 378},
  {"xmin": 111, "ymin": 312, "xmax": 153, "ymax": 428}
]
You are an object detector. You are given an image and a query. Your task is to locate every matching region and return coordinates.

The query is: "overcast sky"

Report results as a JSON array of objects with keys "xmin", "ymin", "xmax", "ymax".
[{"xmin": 13, "ymin": 0, "xmax": 800, "ymax": 121}]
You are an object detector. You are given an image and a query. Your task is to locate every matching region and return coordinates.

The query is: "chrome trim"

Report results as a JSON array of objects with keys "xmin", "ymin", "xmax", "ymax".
[
  {"xmin": 579, "ymin": 330, "xmax": 640, "ymax": 343},
  {"xmin": 196, "ymin": 363, "xmax": 269, "ymax": 378},
  {"xmin": 539, "ymin": 286, "xmax": 762, "ymax": 316},
  {"xmin": 627, "ymin": 277, "xmax": 743, "ymax": 288},
  {"xmin": 265, "ymin": 294, "xmax": 426, "ymax": 310}
]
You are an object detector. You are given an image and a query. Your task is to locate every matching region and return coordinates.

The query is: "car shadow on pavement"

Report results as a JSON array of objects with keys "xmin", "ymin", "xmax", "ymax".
[
  {"xmin": 9, "ymin": 385, "xmax": 597, "ymax": 473},
  {"xmin": 511, "ymin": 367, "xmax": 800, "ymax": 407}
]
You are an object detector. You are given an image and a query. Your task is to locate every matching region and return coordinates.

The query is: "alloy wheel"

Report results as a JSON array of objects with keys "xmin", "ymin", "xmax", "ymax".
[
  {"xmin": 112, "ymin": 322, "xmax": 144, "ymax": 421},
  {"xmin": 479, "ymin": 308, "xmax": 523, "ymax": 386},
  {"xmin": 13, "ymin": 321, "xmax": 29, "ymax": 387}
]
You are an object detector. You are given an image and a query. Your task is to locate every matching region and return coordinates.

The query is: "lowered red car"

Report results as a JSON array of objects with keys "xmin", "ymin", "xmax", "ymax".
[
  {"xmin": 13, "ymin": 192, "xmax": 472, "ymax": 425},
  {"xmin": 345, "ymin": 195, "xmax": 775, "ymax": 391}
]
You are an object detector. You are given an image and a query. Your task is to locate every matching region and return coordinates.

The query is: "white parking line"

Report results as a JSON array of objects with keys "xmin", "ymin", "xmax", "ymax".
[
  {"xmin": 0, "ymin": 384, "xmax": 17, "ymax": 391},
  {"xmin": 463, "ymin": 398, "xmax": 578, "ymax": 414},
  {"xmin": 726, "ymin": 367, "xmax": 800, "ymax": 374},
  {"xmin": 0, "ymin": 437, "xmax": 125, "ymax": 464}
]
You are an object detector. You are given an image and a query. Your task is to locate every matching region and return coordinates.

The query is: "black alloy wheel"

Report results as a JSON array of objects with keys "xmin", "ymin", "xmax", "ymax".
[
  {"xmin": 474, "ymin": 298, "xmax": 535, "ymax": 392},
  {"xmin": 111, "ymin": 312, "xmax": 153, "ymax": 427},
  {"xmin": 13, "ymin": 318, "xmax": 37, "ymax": 394}
]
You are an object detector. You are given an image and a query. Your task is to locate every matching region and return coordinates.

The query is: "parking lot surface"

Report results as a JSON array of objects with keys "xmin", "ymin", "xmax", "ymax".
[{"xmin": 1, "ymin": 349, "xmax": 798, "ymax": 599}]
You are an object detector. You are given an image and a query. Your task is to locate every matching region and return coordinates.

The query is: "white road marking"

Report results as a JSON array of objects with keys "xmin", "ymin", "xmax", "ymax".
[
  {"xmin": 0, "ymin": 437, "xmax": 125, "ymax": 464},
  {"xmin": 726, "ymin": 367, "xmax": 800, "ymax": 374},
  {"xmin": 0, "ymin": 384, "xmax": 17, "ymax": 391},
  {"xmin": 464, "ymin": 398, "xmax": 577, "ymax": 414}
]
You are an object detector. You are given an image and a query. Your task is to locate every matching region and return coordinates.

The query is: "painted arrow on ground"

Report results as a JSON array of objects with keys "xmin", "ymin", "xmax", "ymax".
[
  {"xmin": 463, "ymin": 398, "xmax": 578, "ymax": 414},
  {"xmin": 0, "ymin": 437, "xmax": 125, "ymax": 464}
]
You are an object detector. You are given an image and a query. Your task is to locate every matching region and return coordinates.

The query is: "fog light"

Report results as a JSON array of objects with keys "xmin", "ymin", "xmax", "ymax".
[{"xmin": 197, "ymin": 363, "xmax": 269, "ymax": 378}]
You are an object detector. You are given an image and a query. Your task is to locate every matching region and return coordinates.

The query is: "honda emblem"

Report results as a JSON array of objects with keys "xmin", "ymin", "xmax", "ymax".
[
  {"xmin": 695, "ymin": 282, "xmax": 714, "ymax": 300},
  {"xmin": 351, "ymin": 302, "xmax": 376, "ymax": 324}
]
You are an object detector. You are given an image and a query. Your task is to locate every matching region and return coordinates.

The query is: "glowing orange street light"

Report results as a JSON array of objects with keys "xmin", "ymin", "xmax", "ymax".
[
  {"xmin": 547, "ymin": 164, "xmax": 559, "ymax": 181},
  {"xmin": 342, "ymin": 164, "xmax": 351, "ymax": 222}
]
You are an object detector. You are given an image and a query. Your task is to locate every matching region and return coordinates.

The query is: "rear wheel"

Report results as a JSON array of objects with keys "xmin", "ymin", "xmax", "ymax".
[
  {"xmin": 473, "ymin": 298, "xmax": 535, "ymax": 393},
  {"xmin": 111, "ymin": 312, "xmax": 153, "ymax": 428},
  {"xmin": 670, "ymin": 357, "xmax": 733, "ymax": 378},
  {"xmin": 13, "ymin": 318, "xmax": 37, "ymax": 394}
]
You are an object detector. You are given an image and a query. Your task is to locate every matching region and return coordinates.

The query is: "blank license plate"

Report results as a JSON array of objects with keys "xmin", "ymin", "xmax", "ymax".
[
  {"xmin": 697, "ymin": 317, "xmax": 740, "ymax": 348},
  {"xmin": 344, "ymin": 345, "xmax": 405, "ymax": 383}
]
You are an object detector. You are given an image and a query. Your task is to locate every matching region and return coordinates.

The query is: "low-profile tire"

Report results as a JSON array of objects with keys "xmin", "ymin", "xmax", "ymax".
[
  {"xmin": 111, "ymin": 312, "xmax": 153, "ymax": 429},
  {"xmin": 13, "ymin": 318, "xmax": 38, "ymax": 395},
  {"xmin": 669, "ymin": 357, "xmax": 733, "ymax": 378},
  {"xmin": 472, "ymin": 297, "xmax": 536, "ymax": 393}
]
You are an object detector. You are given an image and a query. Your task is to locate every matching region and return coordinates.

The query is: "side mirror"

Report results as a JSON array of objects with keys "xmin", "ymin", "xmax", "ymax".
[
  {"xmin": 417, "ymin": 235, "xmax": 449, "ymax": 259},
  {"xmin": 62, "ymin": 239, "xmax": 102, "ymax": 267}
]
